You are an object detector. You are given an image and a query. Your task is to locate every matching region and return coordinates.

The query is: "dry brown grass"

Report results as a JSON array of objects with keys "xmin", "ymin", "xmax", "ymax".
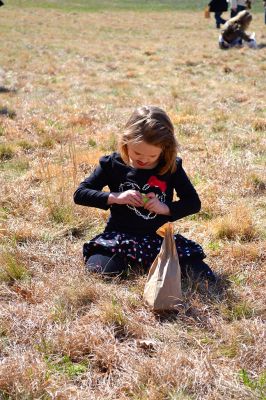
[{"xmin": 0, "ymin": 5, "xmax": 265, "ymax": 399}]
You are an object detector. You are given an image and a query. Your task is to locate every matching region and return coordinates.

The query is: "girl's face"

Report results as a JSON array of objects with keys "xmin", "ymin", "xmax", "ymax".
[{"xmin": 127, "ymin": 141, "xmax": 162, "ymax": 169}]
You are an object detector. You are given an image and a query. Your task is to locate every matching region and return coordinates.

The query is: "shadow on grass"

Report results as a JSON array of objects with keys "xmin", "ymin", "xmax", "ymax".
[
  {"xmin": 0, "ymin": 86, "xmax": 17, "ymax": 94},
  {"xmin": 86, "ymin": 264, "xmax": 148, "ymax": 286},
  {"xmin": 151, "ymin": 273, "xmax": 235, "ymax": 325},
  {"xmin": 0, "ymin": 106, "xmax": 16, "ymax": 118},
  {"xmin": 257, "ymin": 43, "xmax": 266, "ymax": 49},
  {"xmin": 85, "ymin": 267, "xmax": 251, "ymax": 329}
]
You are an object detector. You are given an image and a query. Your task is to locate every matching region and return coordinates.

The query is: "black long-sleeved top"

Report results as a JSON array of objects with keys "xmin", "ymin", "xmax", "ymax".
[
  {"xmin": 73, "ymin": 152, "xmax": 201, "ymax": 235},
  {"xmin": 208, "ymin": 0, "xmax": 228, "ymax": 12}
]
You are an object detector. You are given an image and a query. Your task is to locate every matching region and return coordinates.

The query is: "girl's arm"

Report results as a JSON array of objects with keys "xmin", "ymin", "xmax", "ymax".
[
  {"xmin": 73, "ymin": 162, "xmax": 111, "ymax": 210},
  {"xmin": 73, "ymin": 155, "xmax": 144, "ymax": 209},
  {"xmin": 168, "ymin": 159, "xmax": 201, "ymax": 221},
  {"xmin": 239, "ymin": 30, "xmax": 254, "ymax": 41}
]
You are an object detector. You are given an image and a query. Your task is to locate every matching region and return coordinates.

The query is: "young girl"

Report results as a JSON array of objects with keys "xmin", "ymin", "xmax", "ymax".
[
  {"xmin": 219, "ymin": 10, "xmax": 257, "ymax": 49},
  {"xmin": 74, "ymin": 106, "xmax": 216, "ymax": 281}
]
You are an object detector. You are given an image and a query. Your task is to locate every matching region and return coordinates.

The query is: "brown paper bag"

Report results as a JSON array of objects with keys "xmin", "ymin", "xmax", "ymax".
[
  {"xmin": 204, "ymin": 6, "xmax": 210, "ymax": 18},
  {"xmin": 143, "ymin": 222, "xmax": 182, "ymax": 311}
]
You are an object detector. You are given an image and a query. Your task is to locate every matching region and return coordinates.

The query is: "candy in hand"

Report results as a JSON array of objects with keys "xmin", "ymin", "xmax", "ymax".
[{"xmin": 141, "ymin": 193, "xmax": 149, "ymax": 204}]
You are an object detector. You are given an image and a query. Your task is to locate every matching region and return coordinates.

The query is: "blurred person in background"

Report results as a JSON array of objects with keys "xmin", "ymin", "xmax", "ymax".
[
  {"xmin": 219, "ymin": 10, "xmax": 257, "ymax": 48},
  {"xmin": 230, "ymin": 0, "xmax": 252, "ymax": 17},
  {"xmin": 208, "ymin": 0, "xmax": 228, "ymax": 28}
]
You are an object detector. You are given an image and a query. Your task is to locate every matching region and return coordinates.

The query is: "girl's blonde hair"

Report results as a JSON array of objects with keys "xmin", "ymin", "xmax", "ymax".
[
  {"xmin": 119, "ymin": 106, "xmax": 178, "ymax": 175},
  {"xmin": 225, "ymin": 10, "xmax": 252, "ymax": 30}
]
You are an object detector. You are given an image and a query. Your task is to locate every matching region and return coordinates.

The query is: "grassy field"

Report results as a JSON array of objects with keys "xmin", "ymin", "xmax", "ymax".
[
  {"xmin": 0, "ymin": 1, "xmax": 266, "ymax": 399},
  {"xmin": 7, "ymin": 0, "xmax": 264, "ymax": 12}
]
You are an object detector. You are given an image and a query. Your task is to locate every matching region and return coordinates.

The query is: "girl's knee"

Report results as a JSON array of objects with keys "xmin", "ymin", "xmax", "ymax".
[
  {"xmin": 85, "ymin": 253, "xmax": 127, "ymax": 275},
  {"xmin": 85, "ymin": 254, "xmax": 105, "ymax": 273}
]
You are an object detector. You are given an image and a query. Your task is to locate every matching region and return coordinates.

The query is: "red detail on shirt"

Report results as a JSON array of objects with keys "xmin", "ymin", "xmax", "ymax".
[{"xmin": 147, "ymin": 176, "xmax": 167, "ymax": 192}]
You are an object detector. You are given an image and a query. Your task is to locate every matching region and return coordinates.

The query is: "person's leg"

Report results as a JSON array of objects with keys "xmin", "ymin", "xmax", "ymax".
[
  {"xmin": 219, "ymin": 34, "xmax": 229, "ymax": 49},
  {"xmin": 86, "ymin": 252, "xmax": 128, "ymax": 275},
  {"xmin": 214, "ymin": 12, "xmax": 222, "ymax": 28},
  {"xmin": 219, "ymin": 12, "xmax": 226, "ymax": 24},
  {"xmin": 180, "ymin": 259, "xmax": 217, "ymax": 282},
  {"xmin": 247, "ymin": 38, "xmax": 257, "ymax": 49},
  {"xmin": 231, "ymin": 8, "xmax": 237, "ymax": 17}
]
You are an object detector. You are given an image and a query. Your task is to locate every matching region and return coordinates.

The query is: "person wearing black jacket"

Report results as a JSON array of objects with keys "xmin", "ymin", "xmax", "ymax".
[
  {"xmin": 74, "ymin": 106, "xmax": 216, "ymax": 281},
  {"xmin": 209, "ymin": 0, "xmax": 228, "ymax": 28}
]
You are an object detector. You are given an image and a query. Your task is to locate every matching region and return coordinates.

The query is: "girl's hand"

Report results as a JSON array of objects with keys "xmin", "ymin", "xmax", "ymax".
[
  {"xmin": 109, "ymin": 190, "xmax": 144, "ymax": 207},
  {"xmin": 143, "ymin": 192, "xmax": 171, "ymax": 216}
]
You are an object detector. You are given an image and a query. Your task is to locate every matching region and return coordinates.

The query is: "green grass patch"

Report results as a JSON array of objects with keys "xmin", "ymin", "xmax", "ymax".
[
  {"xmin": 0, "ymin": 391, "xmax": 12, "ymax": 400},
  {"xmin": 229, "ymin": 272, "xmax": 248, "ymax": 286},
  {"xmin": 0, "ymin": 251, "xmax": 30, "ymax": 283},
  {"xmin": 18, "ymin": 139, "xmax": 36, "ymax": 151},
  {"xmin": 239, "ymin": 369, "xmax": 266, "ymax": 399},
  {"xmin": 49, "ymin": 303, "xmax": 69, "ymax": 323},
  {"xmin": 168, "ymin": 391, "xmax": 195, "ymax": 400},
  {"xmin": 246, "ymin": 173, "xmax": 266, "ymax": 193},
  {"xmin": 49, "ymin": 203, "xmax": 74, "ymax": 225},
  {"xmin": 219, "ymin": 342, "xmax": 239, "ymax": 358},
  {"xmin": 102, "ymin": 296, "xmax": 128, "ymax": 330},
  {"xmin": 45, "ymin": 355, "xmax": 88, "ymax": 378},
  {"xmin": 207, "ymin": 241, "xmax": 220, "ymax": 251},
  {"xmin": 0, "ymin": 158, "xmax": 29, "ymax": 176},
  {"xmin": 88, "ymin": 138, "xmax": 97, "ymax": 147},
  {"xmin": 222, "ymin": 301, "xmax": 254, "ymax": 321},
  {"xmin": 189, "ymin": 210, "xmax": 213, "ymax": 221},
  {"xmin": 0, "ymin": 144, "xmax": 15, "ymax": 161},
  {"xmin": 0, "ymin": 207, "xmax": 9, "ymax": 221},
  {"xmin": 99, "ymin": 133, "xmax": 117, "ymax": 152},
  {"xmin": 40, "ymin": 136, "xmax": 55, "ymax": 149}
]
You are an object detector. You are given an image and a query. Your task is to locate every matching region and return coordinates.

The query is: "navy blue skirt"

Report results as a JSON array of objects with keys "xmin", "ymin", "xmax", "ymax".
[{"xmin": 83, "ymin": 231, "xmax": 206, "ymax": 269}]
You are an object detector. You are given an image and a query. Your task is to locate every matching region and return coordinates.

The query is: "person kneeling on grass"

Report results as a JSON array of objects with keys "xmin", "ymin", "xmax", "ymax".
[
  {"xmin": 219, "ymin": 10, "xmax": 257, "ymax": 49},
  {"xmin": 73, "ymin": 105, "xmax": 217, "ymax": 282}
]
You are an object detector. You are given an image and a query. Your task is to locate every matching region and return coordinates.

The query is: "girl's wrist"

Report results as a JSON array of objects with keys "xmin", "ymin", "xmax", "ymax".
[
  {"xmin": 161, "ymin": 204, "xmax": 171, "ymax": 216},
  {"xmin": 107, "ymin": 193, "xmax": 120, "ymax": 205}
]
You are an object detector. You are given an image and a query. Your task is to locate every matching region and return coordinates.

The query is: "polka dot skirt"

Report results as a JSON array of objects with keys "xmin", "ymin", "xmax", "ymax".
[{"xmin": 83, "ymin": 231, "xmax": 205, "ymax": 268}]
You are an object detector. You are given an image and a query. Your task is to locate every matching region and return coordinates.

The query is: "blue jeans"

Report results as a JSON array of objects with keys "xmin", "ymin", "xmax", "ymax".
[{"xmin": 214, "ymin": 12, "xmax": 226, "ymax": 28}]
